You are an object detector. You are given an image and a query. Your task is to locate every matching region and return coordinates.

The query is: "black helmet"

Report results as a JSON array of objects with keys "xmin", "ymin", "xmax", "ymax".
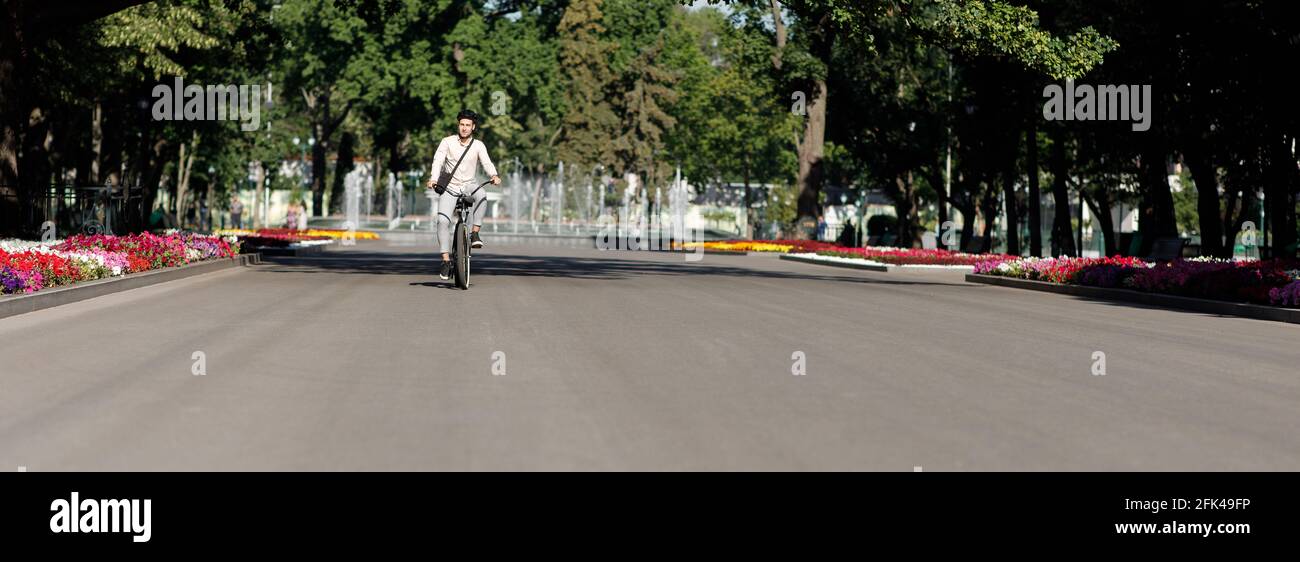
[{"xmin": 456, "ymin": 109, "xmax": 480, "ymax": 125}]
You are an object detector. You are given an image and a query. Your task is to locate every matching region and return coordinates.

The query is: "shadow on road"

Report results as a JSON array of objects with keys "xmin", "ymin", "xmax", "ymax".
[
  {"xmin": 407, "ymin": 281, "xmax": 465, "ymax": 290},
  {"xmin": 254, "ymin": 250, "xmax": 973, "ymax": 288}
]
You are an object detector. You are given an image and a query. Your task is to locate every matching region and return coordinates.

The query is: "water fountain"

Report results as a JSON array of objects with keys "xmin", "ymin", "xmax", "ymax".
[
  {"xmin": 554, "ymin": 161, "xmax": 564, "ymax": 234},
  {"xmin": 622, "ymin": 173, "xmax": 636, "ymax": 238},
  {"xmin": 344, "ymin": 168, "xmax": 361, "ymax": 233},
  {"xmin": 669, "ymin": 167, "xmax": 688, "ymax": 243},
  {"xmin": 511, "ymin": 158, "xmax": 521, "ymax": 234},
  {"xmin": 655, "ymin": 186, "xmax": 662, "ymax": 235},
  {"xmin": 365, "ymin": 171, "xmax": 374, "ymax": 220},
  {"xmin": 386, "ymin": 166, "xmax": 403, "ymax": 229}
]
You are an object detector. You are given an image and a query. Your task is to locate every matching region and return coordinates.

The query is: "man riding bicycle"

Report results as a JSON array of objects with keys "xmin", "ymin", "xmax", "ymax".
[{"xmin": 426, "ymin": 109, "xmax": 501, "ymax": 280}]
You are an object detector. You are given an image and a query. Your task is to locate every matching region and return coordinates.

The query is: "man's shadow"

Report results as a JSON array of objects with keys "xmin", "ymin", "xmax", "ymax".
[{"xmin": 409, "ymin": 281, "xmax": 467, "ymax": 290}]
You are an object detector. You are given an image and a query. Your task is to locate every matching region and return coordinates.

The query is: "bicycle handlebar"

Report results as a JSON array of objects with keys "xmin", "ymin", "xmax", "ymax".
[
  {"xmin": 432, "ymin": 179, "xmax": 496, "ymax": 199},
  {"xmin": 456, "ymin": 180, "xmax": 495, "ymax": 198}
]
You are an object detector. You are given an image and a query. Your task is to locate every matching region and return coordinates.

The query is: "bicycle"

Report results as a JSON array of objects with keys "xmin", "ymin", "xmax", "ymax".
[{"xmin": 447, "ymin": 179, "xmax": 492, "ymax": 290}]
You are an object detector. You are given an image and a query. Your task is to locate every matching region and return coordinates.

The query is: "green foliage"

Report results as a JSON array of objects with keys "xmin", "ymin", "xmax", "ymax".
[
  {"xmin": 669, "ymin": 5, "xmax": 799, "ymax": 191},
  {"xmin": 764, "ymin": 181, "xmax": 798, "ymax": 229},
  {"xmin": 1173, "ymin": 171, "xmax": 1200, "ymax": 236},
  {"xmin": 918, "ymin": 0, "xmax": 1118, "ymax": 79},
  {"xmin": 611, "ymin": 35, "xmax": 680, "ymax": 181},
  {"xmin": 556, "ymin": 0, "xmax": 620, "ymax": 169},
  {"xmin": 98, "ymin": 2, "xmax": 220, "ymax": 78}
]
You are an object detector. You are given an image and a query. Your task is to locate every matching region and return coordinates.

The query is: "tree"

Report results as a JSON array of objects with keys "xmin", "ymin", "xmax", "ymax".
[
  {"xmin": 0, "ymin": 0, "xmax": 224, "ymax": 237},
  {"xmin": 723, "ymin": 0, "xmax": 1118, "ymax": 239},
  {"xmin": 611, "ymin": 36, "xmax": 679, "ymax": 183},
  {"xmin": 556, "ymin": 0, "xmax": 619, "ymax": 170},
  {"xmin": 349, "ymin": 0, "xmax": 458, "ymax": 212},
  {"xmin": 277, "ymin": 0, "xmax": 369, "ymax": 217}
]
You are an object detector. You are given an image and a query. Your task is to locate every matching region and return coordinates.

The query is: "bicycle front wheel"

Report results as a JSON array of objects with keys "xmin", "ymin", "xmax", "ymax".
[{"xmin": 454, "ymin": 222, "xmax": 470, "ymax": 289}]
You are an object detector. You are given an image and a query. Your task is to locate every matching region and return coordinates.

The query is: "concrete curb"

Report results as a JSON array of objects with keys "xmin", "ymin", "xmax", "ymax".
[
  {"xmin": 251, "ymin": 244, "xmax": 330, "ymax": 257},
  {"xmin": 0, "ymin": 253, "xmax": 262, "ymax": 320},
  {"xmin": 779, "ymin": 254, "xmax": 977, "ymax": 272},
  {"xmin": 965, "ymin": 273, "xmax": 1300, "ymax": 325},
  {"xmin": 779, "ymin": 253, "xmax": 888, "ymax": 272}
]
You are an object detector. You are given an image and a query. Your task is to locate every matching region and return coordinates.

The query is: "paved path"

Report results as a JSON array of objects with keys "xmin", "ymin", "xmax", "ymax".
[{"xmin": 1, "ymin": 240, "xmax": 1297, "ymax": 470}]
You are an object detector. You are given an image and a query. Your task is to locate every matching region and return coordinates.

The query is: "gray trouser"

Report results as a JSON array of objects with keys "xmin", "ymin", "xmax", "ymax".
[{"xmin": 437, "ymin": 183, "xmax": 487, "ymax": 254}]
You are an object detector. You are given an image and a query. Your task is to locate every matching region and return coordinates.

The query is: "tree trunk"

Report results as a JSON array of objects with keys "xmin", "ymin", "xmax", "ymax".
[
  {"xmin": 795, "ymin": 78, "xmax": 827, "ymax": 237},
  {"xmin": 930, "ymin": 167, "xmax": 947, "ymax": 238},
  {"xmin": 137, "ymin": 137, "xmax": 169, "ymax": 230},
  {"xmin": 329, "ymin": 132, "xmax": 355, "ymax": 215},
  {"xmin": 979, "ymin": 185, "xmax": 1000, "ymax": 253},
  {"xmin": 953, "ymin": 200, "xmax": 977, "ymax": 252},
  {"xmin": 176, "ymin": 135, "xmax": 198, "ymax": 225},
  {"xmin": 893, "ymin": 171, "xmax": 921, "ymax": 248},
  {"xmin": 1267, "ymin": 136, "xmax": 1298, "ymax": 257},
  {"xmin": 302, "ymin": 88, "xmax": 352, "ymax": 218},
  {"xmin": 1141, "ymin": 140, "xmax": 1177, "ymax": 253},
  {"xmin": 1082, "ymin": 188, "xmax": 1117, "ymax": 256},
  {"xmin": 1184, "ymin": 146, "xmax": 1225, "ymax": 258},
  {"xmin": 1002, "ymin": 153, "xmax": 1020, "ymax": 256},
  {"xmin": 204, "ymin": 173, "xmax": 214, "ymax": 232},
  {"xmin": 1048, "ymin": 128, "xmax": 1076, "ymax": 257},
  {"xmin": 99, "ymin": 102, "xmax": 123, "ymax": 192},
  {"xmin": 1229, "ymin": 187, "xmax": 1257, "ymax": 253},
  {"xmin": 530, "ymin": 163, "xmax": 545, "ymax": 222},
  {"xmin": 311, "ymin": 131, "xmax": 327, "ymax": 217},
  {"xmin": 1025, "ymin": 121, "xmax": 1042, "ymax": 256},
  {"xmin": 769, "ymin": 0, "xmax": 785, "ymax": 71},
  {"xmin": 20, "ymin": 105, "xmax": 52, "ymax": 233},
  {"xmin": 777, "ymin": 7, "xmax": 831, "ymax": 239},
  {"xmin": 176, "ymin": 142, "xmax": 186, "ymax": 223},
  {"xmin": 1222, "ymin": 186, "xmax": 1239, "ymax": 248},
  {"xmin": 88, "ymin": 101, "xmax": 106, "ymax": 186}
]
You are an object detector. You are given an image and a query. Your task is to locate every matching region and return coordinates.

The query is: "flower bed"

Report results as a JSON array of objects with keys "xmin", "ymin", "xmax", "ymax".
[
  {"xmin": 215, "ymin": 228, "xmax": 380, "ymax": 242},
  {"xmin": 0, "ymin": 232, "xmax": 239, "ymax": 295},
  {"xmin": 691, "ymin": 239, "xmax": 1014, "ymax": 266},
  {"xmin": 815, "ymin": 246, "xmax": 1014, "ymax": 267},
  {"xmin": 975, "ymin": 256, "xmax": 1300, "ymax": 307},
  {"xmin": 687, "ymin": 240, "xmax": 841, "ymax": 253}
]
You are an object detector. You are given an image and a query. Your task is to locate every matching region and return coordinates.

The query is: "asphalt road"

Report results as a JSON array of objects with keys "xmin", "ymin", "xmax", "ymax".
[{"xmin": 2, "ymin": 238, "xmax": 1298, "ymax": 470}]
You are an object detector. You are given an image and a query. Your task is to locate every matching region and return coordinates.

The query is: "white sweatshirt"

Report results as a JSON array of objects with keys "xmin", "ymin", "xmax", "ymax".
[{"xmin": 430, "ymin": 135, "xmax": 498, "ymax": 191}]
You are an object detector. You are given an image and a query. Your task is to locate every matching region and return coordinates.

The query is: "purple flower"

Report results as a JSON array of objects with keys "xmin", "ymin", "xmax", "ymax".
[
  {"xmin": 1271, "ymin": 281, "xmax": 1300, "ymax": 307},
  {"xmin": 0, "ymin": 266, "xmax": 22, "ymax": 293}
]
